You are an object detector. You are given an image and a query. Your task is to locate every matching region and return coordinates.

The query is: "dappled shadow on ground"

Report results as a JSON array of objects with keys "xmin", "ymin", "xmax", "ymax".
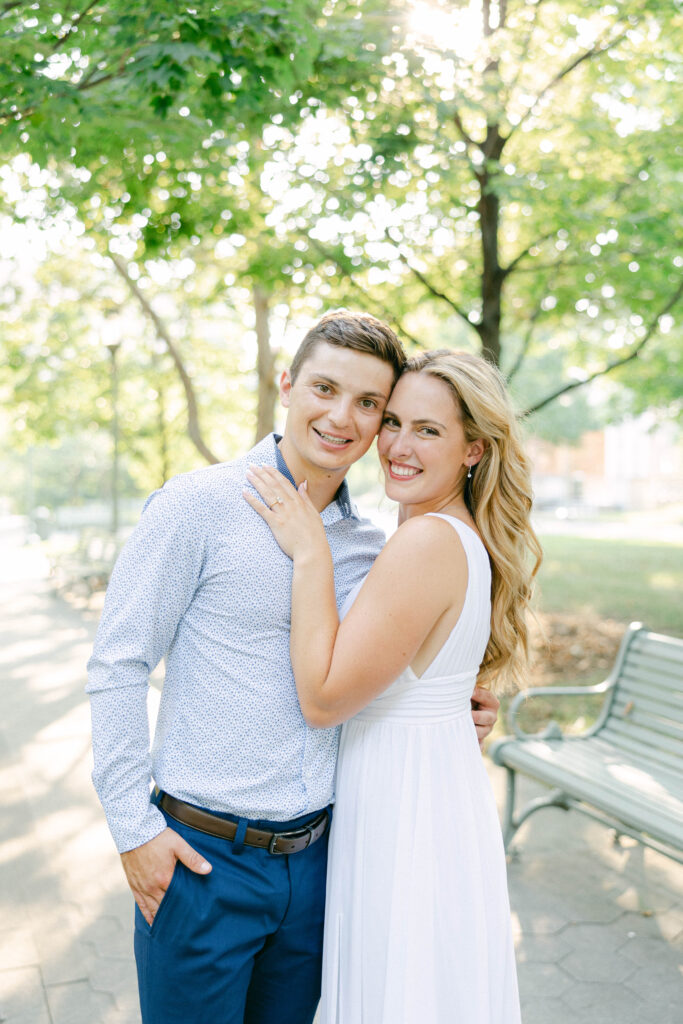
[
  {"xmin": 505, "ymin": 788, "xmax": 683, "ymax": 1024},
  {"xmin": 2, "ymin": 561, "xmax": 681, "ymax": 1024},
  {"xmin": 0, "ymin": 573, "xmax": 142, "ymax": 1023}
]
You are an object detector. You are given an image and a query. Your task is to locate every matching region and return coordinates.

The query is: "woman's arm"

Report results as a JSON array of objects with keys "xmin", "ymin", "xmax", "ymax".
[{"xmin": 244, "ymin": 465, "xmax": 468, "ymax": 727}]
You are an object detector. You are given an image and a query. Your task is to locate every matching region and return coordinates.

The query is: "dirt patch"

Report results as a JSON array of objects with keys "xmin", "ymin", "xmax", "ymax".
[{"xmin": 528, "ymin": 611, "xmax": 625, "ymax": 688}]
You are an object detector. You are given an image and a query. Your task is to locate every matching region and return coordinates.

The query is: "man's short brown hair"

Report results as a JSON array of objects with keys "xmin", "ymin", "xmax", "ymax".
[{"xmin": 289, "ymin": 310, "xmax": 406, "ymax": 383}]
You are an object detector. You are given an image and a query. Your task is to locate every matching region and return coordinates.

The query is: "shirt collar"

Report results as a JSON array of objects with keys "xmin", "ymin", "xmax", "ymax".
[{"xmin": 252, "ymin": 433, "xmax": 358, "ymax": 522}]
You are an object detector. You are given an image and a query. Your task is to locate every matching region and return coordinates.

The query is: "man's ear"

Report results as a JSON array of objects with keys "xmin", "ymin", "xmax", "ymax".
[
  {"xmin": 468, "ymin": 438, "xmax": 486, "ymax": 466},
  {"xmin": 279, "ymin": 369, "xmax": 293, "ymax": 408}
]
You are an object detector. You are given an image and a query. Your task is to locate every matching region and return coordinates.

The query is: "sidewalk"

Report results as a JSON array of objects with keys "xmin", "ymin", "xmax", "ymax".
[{"xmin": 1, "ymin": 535, "xmax": 681, "ymax": 1024}]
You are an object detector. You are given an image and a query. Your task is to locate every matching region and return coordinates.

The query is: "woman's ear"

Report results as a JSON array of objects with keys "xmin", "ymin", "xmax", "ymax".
[{"xmin": 467, "ymin": 438, "xmax": 486, "ymax": 466}]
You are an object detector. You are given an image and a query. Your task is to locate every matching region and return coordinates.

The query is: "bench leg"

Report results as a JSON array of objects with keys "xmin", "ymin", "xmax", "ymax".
[
  {"xmin": 500, "ymin": 767, "xmax": 518, "ymax": 850},
  {"xmin": 500, "ymin": 771, "xmax": 571, "ymax": 854}
]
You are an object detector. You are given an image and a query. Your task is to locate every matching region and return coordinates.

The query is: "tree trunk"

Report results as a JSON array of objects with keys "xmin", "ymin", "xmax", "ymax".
[
  {"xmin": 476, "ymin": 123, "xmax": 506, "ymax": 366},
  {"xmin": 110, "ymin": 253, "xmax": 222, "ymax": 465},
  {"xmin": 253, "ymin": 285, "xmax": 278, "ymax": 443},
  {"xmin": 477, "ymin": 171, "xmax": 502, "ymax": 366}
]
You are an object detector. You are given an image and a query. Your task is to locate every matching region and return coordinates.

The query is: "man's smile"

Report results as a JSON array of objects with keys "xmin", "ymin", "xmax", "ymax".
[{"xmin": 313, "ymin": 428, "xmax": 353, "ymax": 447}]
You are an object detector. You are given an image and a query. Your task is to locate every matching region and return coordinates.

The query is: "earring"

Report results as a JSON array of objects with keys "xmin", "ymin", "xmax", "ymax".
[{"xmin": 466, "ymin": 465, "xmax": 472, "ymax": 480}]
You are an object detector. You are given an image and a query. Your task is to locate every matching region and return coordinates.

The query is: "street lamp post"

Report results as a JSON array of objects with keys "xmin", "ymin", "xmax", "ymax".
[{"xmin": 105, "ymin": 340, "xmax": 121, "ymax": 539}]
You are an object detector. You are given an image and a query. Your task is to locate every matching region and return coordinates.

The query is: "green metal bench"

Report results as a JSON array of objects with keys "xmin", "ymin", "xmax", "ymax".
[{"xmin": 489, "ymin": 623, "xmax": 683, "ymax": 864}]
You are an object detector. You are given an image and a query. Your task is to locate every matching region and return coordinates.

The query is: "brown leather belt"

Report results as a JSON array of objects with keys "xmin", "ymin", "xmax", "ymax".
[{"xmin": 159, "ymin": 792, "xmax": 329, "ymax": 855}]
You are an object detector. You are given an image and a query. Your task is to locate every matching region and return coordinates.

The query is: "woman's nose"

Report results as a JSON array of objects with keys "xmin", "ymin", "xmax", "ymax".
[{"xmin": 387, "ymin": 429, "xmax": 412, "ymax": 459}]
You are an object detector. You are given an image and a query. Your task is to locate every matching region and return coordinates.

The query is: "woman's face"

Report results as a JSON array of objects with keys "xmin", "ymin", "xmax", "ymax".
[{"xmin": 377, "ymin": 371, "xmax": 481, "ymax": 512}]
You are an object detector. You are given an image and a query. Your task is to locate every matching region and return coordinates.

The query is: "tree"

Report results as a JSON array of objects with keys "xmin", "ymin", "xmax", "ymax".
[
  {"xmin": 2, "ymin": 1, "xmax": 405, "ymax": 449},
  {"xmin": 1, "ymin": 1, "xmax": 350, "ymax": 154},
  {"xmin": 244, "ymin": 0, "xmax": 682, "ymax": 414},
  {"xmin": 0, "ymin": 231, "xmax": 259, "ymax": 497},
  {"xmin": 4, "ymin": 0, "xmax": 681, "ymax": 455}
]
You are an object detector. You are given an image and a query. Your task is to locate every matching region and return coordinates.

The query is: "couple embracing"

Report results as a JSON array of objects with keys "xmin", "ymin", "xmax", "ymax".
[{"xmin": 87, "ymin": 310, "xmax": 540, "ymax": 1023}]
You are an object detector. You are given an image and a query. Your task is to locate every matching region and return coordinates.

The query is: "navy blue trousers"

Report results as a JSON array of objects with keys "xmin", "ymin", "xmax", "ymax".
[{"xmin": 134, "ymin": 799, "xmax": 330, "ymax": 1024}]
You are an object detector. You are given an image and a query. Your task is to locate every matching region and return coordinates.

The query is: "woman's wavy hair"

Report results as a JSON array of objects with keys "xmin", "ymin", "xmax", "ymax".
[{"xmin": 403, "ymin": 349, "xmax": 542, "ymax": 693}]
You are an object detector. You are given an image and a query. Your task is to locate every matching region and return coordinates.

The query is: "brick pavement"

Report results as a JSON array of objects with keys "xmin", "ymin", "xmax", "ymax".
[{"xmin": 1, "ymin": 531, "xmax": 681, "ymax": 1023}]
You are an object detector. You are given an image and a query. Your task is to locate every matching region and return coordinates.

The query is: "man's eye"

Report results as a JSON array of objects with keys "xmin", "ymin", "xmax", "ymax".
[
  {"xmin": 315, "ymin": 384, "xmax": 331, "ymax": 394},
  {"xmin": 360, "ymin": 398, "xmax": 377, "ymax": 409}
]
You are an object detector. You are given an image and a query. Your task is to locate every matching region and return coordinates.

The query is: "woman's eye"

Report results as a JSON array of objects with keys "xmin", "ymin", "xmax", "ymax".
[
  {"xmin": 420, "ymin": 427, "xmax": 439, "ymax": 436},
  {"xmin": 382, "ymin": 416, "xmax": 399, "ymax": 428}
]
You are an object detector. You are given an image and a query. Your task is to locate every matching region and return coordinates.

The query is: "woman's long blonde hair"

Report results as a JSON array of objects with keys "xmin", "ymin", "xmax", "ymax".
[{"xmin": 404, "ymin": 349, "xmax": 542, "ymax": 693}]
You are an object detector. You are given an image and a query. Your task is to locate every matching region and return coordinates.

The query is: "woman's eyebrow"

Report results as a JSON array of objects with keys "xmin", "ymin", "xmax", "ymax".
[
  {"xmin": 384, "ymin": 409, "xmax": 447, "ymax": 430},
  {"xmin": 413, "ymin": 418, "xmax": 447, "ymax": 429}
]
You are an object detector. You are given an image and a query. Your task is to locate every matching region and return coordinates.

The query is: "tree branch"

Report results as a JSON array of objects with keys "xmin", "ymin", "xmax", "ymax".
[
  {"xmin": 505, "ymin": 303, "xmax": 544, "ymax": 382},
  {"xmin": 452, "ymin": 107, "xmax": 476, "ymax": 149},
  {"xmin": 507, "ymin": 255, "xmax": 566, "ymax": 380},
  {"xmin": 502, "ymin": 230, "xmax": 556, "ymax": 277},
  {"xmin": 506, "ymin": 0, "xmax": 550, "ymax": 100},
  {"xmin": 109, "ymin": 252, "xmax": 222, "ymax": 464},
  {"xmin": 307, "ymin": 237, "xmax": 426, "ymax": 350},
  {"xmin": 522, "ymin": 278, "xmax": 683, "ymax": 416},
  {"xmin": 510, "ymin": 26, "xmax": 630, "ymax": 137},
  {"xmin": 47, "ymin": 1, "xmax": 99, "ymax": 57},
  {"xmin": 393, "ymin": 244, "xmax": 480, "ymax": 336}
]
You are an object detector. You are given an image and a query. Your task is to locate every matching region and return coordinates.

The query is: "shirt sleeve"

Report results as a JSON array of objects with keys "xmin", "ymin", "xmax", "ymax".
[{"xmin": 86, "ymin": 477, "xmax": 206, "ymax": 852}]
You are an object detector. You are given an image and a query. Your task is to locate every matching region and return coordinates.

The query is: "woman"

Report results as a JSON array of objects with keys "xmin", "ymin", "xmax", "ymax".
[{"xmin": 244, "ymin": 349, "xmax": 542, "ymax": 1023}]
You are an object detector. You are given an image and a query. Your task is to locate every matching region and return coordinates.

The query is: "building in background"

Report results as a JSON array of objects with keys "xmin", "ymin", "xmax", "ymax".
[{"xmin": 528, "ymin": 414, "xmax": 683, "ymax": 513}]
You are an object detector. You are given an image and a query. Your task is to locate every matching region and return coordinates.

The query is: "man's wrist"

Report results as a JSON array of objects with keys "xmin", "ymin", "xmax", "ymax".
[{"xmin": 111, "ymin": 804, "xmax": 167, "ymax": 854}]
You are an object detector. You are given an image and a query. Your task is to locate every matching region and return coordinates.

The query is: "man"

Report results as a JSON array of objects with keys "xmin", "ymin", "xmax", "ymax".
[{"xmin": 87, "ymin": 311, "xmax": 499, "ymax": 1024}]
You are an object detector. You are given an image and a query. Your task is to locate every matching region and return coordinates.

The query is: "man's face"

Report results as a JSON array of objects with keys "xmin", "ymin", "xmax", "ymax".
[{"xmin": 280, "ymin": 341, "xmax": 395, "ymax": 478}]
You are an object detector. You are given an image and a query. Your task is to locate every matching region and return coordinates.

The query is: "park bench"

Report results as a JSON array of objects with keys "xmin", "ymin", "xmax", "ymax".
[{"xmin": 489, "ymin": 623, "xmax": 683, "ymax": 865}]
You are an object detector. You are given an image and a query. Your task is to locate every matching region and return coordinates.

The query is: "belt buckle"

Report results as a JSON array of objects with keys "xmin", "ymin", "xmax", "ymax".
[{"xmin": 268, "ymin": 824, "xmax": 313, "ymax": 856}]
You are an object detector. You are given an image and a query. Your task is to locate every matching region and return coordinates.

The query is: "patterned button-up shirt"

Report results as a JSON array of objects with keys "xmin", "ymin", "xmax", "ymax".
[{"xmin": 87, "ymin": 434, "xmax": 384, "ymax": 852}]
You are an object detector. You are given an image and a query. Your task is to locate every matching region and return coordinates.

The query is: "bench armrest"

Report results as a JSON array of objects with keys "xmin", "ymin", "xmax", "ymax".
[
  {"xmin": 507, "ymin": 678, "xmax": 615, "ymax": 739},
  {"xmin": 507, "ymin": 622, "xmax": 645, "ymax": 740}
]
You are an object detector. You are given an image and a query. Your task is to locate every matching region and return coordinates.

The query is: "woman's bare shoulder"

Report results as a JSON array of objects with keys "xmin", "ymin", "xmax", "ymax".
[{"xmin": 379, "ymin": 513, "xmax": 467, "ymax": 568}]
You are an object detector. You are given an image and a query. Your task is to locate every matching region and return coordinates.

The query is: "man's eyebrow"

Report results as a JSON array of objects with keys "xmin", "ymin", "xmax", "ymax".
[{"xmin": 307, "ymin": 373, "xmax": 389, "ymax": 399}]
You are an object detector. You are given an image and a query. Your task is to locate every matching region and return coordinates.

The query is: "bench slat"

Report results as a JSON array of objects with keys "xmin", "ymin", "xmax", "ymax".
[
  {"xmin": 609, "ymin": 697, "xmax": 683, "ymax": 741},
  {"xmin": 612, "ymin": 680, "xmax": 683, "ymax": 715},
  {"xmin": 548, "ymin": 734, "xmax": 681, "ymax": 785},
  {"xmin": 592, "ymin": 729, "xmax": 682, "ymax": 776},
  {"xmin": 612, "ymin": 690, "xmax": 683, "ymax": 724},
  {"xmin": 589, "ymin": 736, "xmax": 682, "ymax": 783},
  {"xmin": 497, "ymin": 740, "xmax": 683, "ymax": 846},
  {"xmin": 619, "ymin": 661, "xmax": 682, "ymax": 696},
  {"xmin": 499, "ymin": 734, "xmax": 683, "ymax": 794},
  {"xmin": 625, "ymin": 646, "xmax": 683, "ymax": 678},
  {"xmin": 602, "ymin": 719, "xmax": 683, "ymax": 757},
  {"xmin": 630, "ymin": 632, "xmax": 683, "ymax": 664}
]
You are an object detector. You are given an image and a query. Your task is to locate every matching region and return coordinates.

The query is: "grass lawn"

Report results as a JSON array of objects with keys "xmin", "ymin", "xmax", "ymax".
[{"xmin": 534, "ymin": 533, "xmax": 683, "ymax": 636}]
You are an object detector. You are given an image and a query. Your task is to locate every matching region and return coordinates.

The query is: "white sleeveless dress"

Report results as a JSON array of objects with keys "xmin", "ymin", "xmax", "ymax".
[{"xmin": 319, "ymin": 514, "xmax": 521, "ymax": 1024}]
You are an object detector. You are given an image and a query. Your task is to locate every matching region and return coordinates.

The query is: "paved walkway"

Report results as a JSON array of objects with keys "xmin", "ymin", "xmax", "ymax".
[{"xmin": 1, "ymin": 527, "xmax": 681, "ymax": 1023}]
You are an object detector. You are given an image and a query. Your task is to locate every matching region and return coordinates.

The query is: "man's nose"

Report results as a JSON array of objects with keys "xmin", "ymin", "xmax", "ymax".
[{"xmin": 328, "ymin": 396, "xmax": 353, "ymax": 428}]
